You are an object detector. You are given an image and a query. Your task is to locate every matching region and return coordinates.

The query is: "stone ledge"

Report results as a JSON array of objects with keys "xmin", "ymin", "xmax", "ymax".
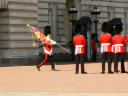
[
  {"xmin": 0, "ymin": 56, "xmax": 40, "ymax": 67},
  {"xmin": 39, "ymin": 53, "xmax": 74, "ymax": 62},
  {"xmin": 0, "ymin": 53, "xmax": 74, "ymax": 67}
]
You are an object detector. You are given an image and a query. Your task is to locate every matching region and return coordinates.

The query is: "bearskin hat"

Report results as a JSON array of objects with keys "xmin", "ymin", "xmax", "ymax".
[
  {"xmin": 115, "ymin": 24, "xmax": 123, "ymax": 34},
  {"xmin": 101, "ymin": 22, "xmax": 110, "ymax": 32},
  {"xmin": 44, "ymin": 26, "xmax": 51, "ymax": 36},
  {"xmin": 75, "ymin": 23, "xmax": 82, "ymax": 33}
]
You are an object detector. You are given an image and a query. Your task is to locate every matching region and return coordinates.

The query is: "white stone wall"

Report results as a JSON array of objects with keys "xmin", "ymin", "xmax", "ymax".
[
  {"xmin": 0, "ymin": 0, "xmax": 67, "ymax": 59},
  {"xmin": 0, "ymin": 0, "xmax": 8, "ymax": 8},
  {"xmin": 37, "ymin": 0, "xmax": 66, "ymax": 46},
  {"xmin": 0, "ymin": 0, "xmax": 38, "ymax": 58},
  {"xmin": 81, "ymin": 0, "xmax": 128, "ymax": 36}
]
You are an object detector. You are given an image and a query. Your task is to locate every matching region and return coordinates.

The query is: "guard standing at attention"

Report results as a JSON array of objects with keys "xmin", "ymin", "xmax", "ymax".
[
  {"xmin": 73, "ymin": 24, "xmax": 87, "ymax": 74},
  {"xmin": 126, "ymin": 34, "xmax": 128, "ymax": 53},
  {"xmin": 111, "ymin": 24, "xmax": 127, "ymax": 73},
  {"xmin": 91, "ymin": 33, "xmax": 97, "ymax": 62},
  {"xmin": 99, "ymin": 22, "xmax": 113, "ymax": 74},
  {"xmin": 36, "ymin": 26, "xmax": 56, "ymax": 71}
]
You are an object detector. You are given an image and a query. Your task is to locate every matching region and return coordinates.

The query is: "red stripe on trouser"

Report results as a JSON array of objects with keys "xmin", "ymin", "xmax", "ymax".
[{"xmin": 39, "ymin": 54, "xmax": 48, "ymax": 67}]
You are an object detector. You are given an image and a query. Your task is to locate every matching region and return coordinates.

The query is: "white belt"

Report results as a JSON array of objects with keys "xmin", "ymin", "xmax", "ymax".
[
  {"xmin": 112, "ymin": 44, "xmax": 123, "ymax": 53},
  {"xmin": 112, "ymin": 44, "xmax": 123, "ymax": 46},
  {"xmin": 75, "ymin": 45, "xmax": 84, "ymax": 47},
  {"xmin": 101, "ymin": 43, "xmax": 111, "ymax": 46},
  {"xmin": 75, "ymin": 45, "xmax": 84, "ymax": 55},
  {"xmin": 101, "ymin": 43, "xmax": 110, "ymax": 53}
]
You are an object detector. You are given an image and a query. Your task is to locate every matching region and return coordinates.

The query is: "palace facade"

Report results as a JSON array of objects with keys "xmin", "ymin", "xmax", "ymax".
[{"xmin": 0, "ymin": 0, "xmax": 128, "ymax": 65}]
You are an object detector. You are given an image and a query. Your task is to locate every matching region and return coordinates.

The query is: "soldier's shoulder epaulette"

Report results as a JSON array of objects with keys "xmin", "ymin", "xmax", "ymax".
[
  {"xmin": 121, "ymin": 35, "xmax": 125, "ymax": 38},
  {"xmin": 79, "ymin": 35, "xmax": 84, "ymax": 37},
  {"xmin": 107, "ymin": 33, "xmax": 111, "ymax": 36}
]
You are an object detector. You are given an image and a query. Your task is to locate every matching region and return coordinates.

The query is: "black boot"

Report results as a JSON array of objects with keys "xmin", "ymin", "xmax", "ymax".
[
  {"xmin": 36, "ymin": 65, "xmax": 41, "ymax": 71},
  {"xmin": 121, "ymin": 71, "xmax": 127, "ymax": 73},
  {"xmin": 108, "ymin": 71, "xmax": 114, "ymax": 74}
]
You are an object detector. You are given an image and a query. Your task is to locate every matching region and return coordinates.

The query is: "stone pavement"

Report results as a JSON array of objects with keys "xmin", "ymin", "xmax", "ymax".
[
  {"xmin": 0, "ymin": 62, "xmax": 128, "ymax": 96},
  {"xmin": 0, "ymin": 93, "xmax": 128, "ymax": 96}
]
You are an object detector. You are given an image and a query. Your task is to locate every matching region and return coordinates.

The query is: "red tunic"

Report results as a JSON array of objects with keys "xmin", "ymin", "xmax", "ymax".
[
  {"xmin": 111, "ymin": 34, "xmax": 126, "ymax": 53},
  {"xmin": 73, "ymin": 35, "xmax": 86, "ymax": 55},
  {"xmin": 44, "ymin": 42, "xmax": 53, "ymax": 55},
  {"xmin": 99, "ymin": 33, "xmax": 112, "ymax": 53},
  {"xmin": 126, "ymin": 34, "xmax": 128, "ymax": 52},
  {"xmin": 91, "ymin": 40, "xmax": 97, "ymax": 51},
  {"xmin": 126, "ymin": 35, "xmax": 128, "ymax": 44}
]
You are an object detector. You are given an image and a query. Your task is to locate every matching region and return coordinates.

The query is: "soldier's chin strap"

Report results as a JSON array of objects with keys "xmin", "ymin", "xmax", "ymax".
[{"xmin": 39, "ymin": 54, "xmax": 48, "ymax": 67}]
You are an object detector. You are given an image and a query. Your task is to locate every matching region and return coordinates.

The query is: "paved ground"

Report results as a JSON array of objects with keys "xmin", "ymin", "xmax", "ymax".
[
  {"xmin": 0, "ymin": 93, "xmax": 128, "ymax": 96},
  {"xmin": 0, "ymin": 62, "xmax": 128, "ymax": 96}
]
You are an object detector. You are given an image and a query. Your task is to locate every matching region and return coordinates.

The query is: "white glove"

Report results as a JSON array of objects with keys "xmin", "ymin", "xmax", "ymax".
[
  {"xmin": 50, "ymin": 39, "xmax": 57, "ymax": 44},
  {"xmin": 46, "ymin": 37, "xmax": 50, "ymax": 41}
]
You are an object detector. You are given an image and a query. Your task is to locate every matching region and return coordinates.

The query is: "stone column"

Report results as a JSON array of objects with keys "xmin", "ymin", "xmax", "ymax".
[
  {"xmin": 75, "ymin": 0, "xmax": 82, "ymax": 19},
  {"xmin": 52, "ymin": 3, "xmax": 58, "ymax": 41},
  {"xmin": 49, "ymin": 3, "xmax": 58, "ymax": 41},
  {"xmin": 90, "ymin": 6, "xmax": 95, "ymax": 34},
  {"xmin": 108, "ymin": 7, "xmax": 115, "ymax": 21},
  {"xmin": 124, "ymin": 8, "xmax": 128, "ymax": 35},
  {"xmin": 65, "ymin": 1, "xmax": 70, "ymax": 43},
  {"xmin": 65, "ymin": 0, "xmax": 75, "ymax": 43}
]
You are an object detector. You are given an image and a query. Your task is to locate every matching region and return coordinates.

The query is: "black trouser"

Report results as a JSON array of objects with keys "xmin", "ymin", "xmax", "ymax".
[
  {"xmin": 49, "ymin": 55, "xmax": 55, "ymax": 70},
  {"xmin": 113, "ymin": 53, "xmax": 125, "ymax": 72},
  {"xmin": 101, "ymin": 52, "xmax": 112, "ymax": 72},
  {"xmin": 39, "ymin": 55, "xmax": 55, "ymax": 70},
  {"xmin": 75, "ymin": 54, "xmax": 85, "ymax": 73},
  {"xmin": 92, "ymin": 51, "xmax": 96, "ymax": 62}
]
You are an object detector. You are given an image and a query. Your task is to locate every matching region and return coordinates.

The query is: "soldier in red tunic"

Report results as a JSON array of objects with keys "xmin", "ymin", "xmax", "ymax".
[
  {"xmin": 126, "ymin": 34, "xmax": 128, "ymax": 53},
  {"xmin": 73, "ymin": 24, "xmax": 87, "ymax": 74},
  {"xmin": 111, "ymin": 24, "xmax": 127, "ymax": 73},
  {"xmin": 91, "ymin": 34, "xmax": 97, "ymax": 62},
  {"xmin": 99, "ymin": 22, "xmax": 113, "ymax": 74},
  {"xmin": 36, "ymin": 26, "xmax": 56, "ymax": 71}
]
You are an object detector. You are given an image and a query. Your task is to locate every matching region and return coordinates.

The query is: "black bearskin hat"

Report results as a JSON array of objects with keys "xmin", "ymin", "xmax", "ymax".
[
  {"xmin": 101, "ymin": 22, "xmax": 110, "ymax": 32},
  {"xmin": 91, "ymin": 33, "xmax": 97, "ymax": 40},
  {"xmin": 44, "ymin": 26, "xmax": 51, "ymax": 36},
  {"xmin": 115, "ymin": 24, "xmax": 123, "ymax": 34},
  {"xmin": 75, "ymin": 23, "xmax": 82, "ymax": 33}
]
